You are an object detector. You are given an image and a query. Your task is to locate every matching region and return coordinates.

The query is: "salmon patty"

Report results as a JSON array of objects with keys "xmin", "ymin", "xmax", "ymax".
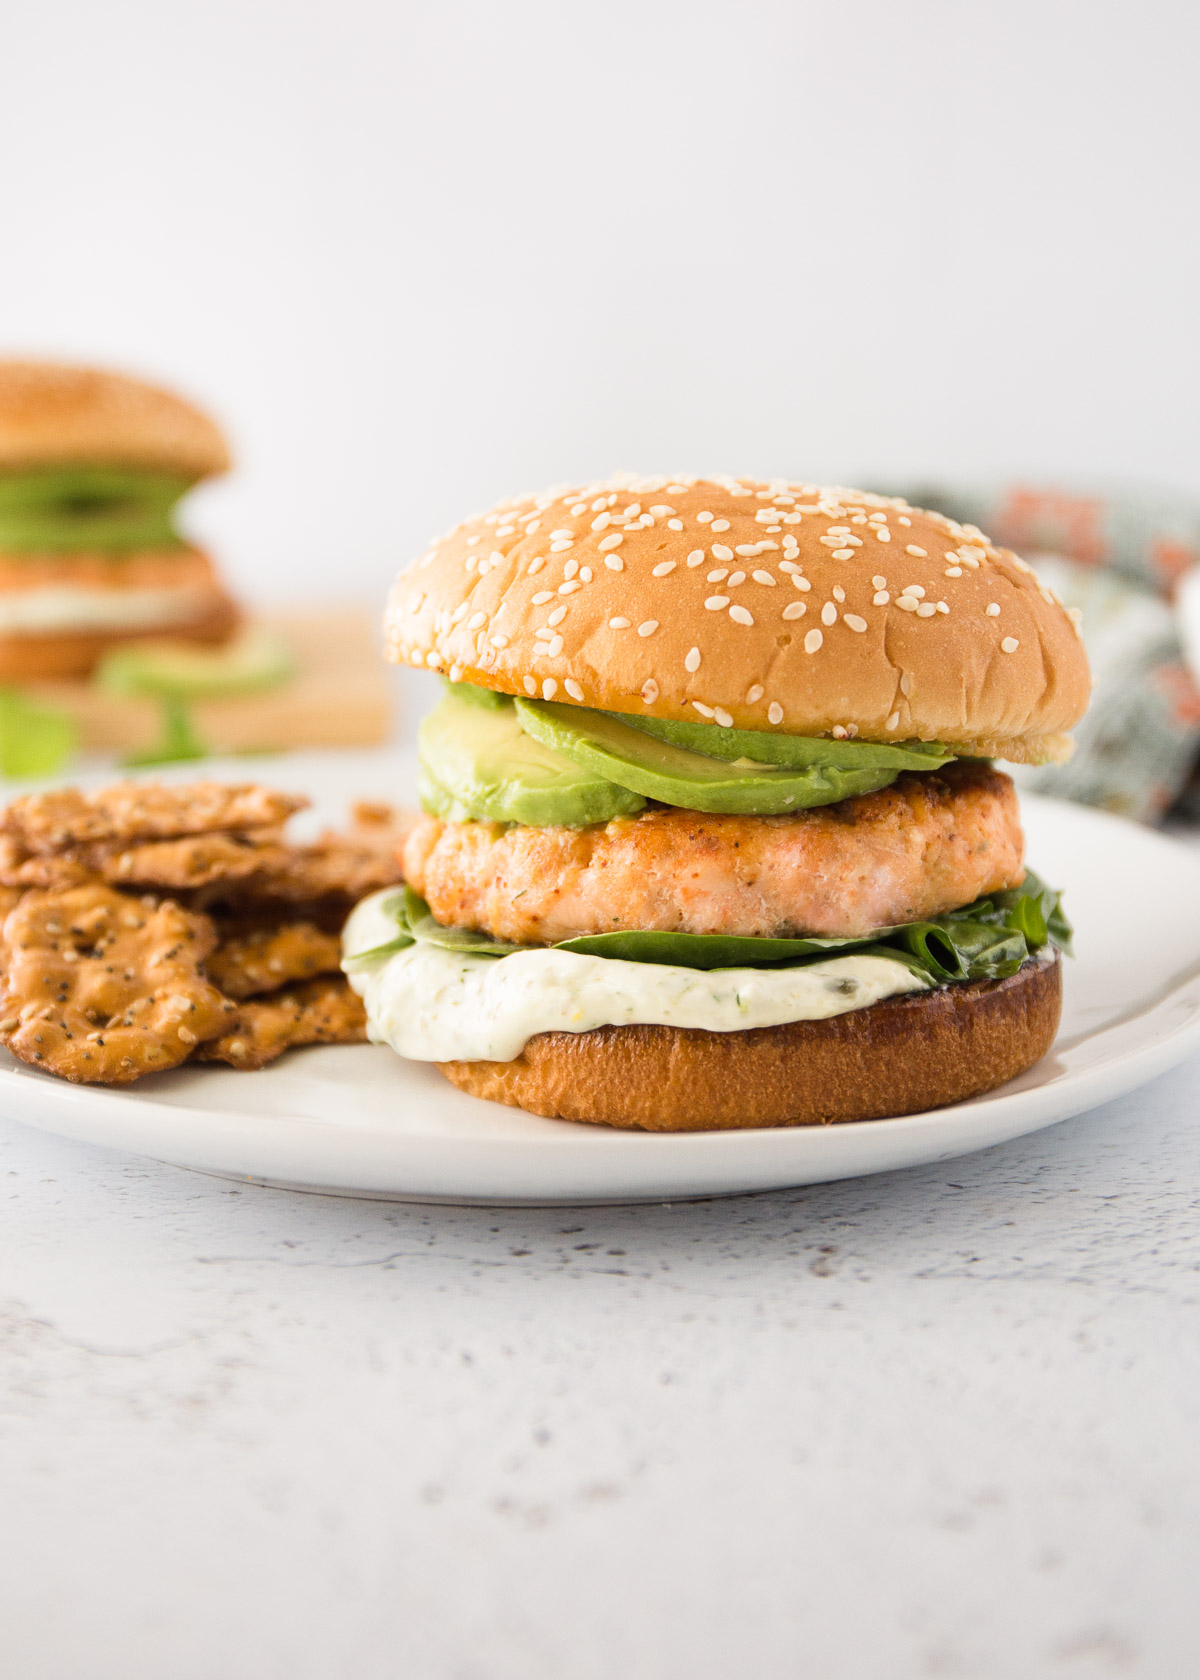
[{"xmin": 403, "ymin": 761, "xmax": 1024, "ymax": 944}]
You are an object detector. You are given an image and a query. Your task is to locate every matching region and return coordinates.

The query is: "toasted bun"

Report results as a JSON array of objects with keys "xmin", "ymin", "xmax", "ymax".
[
  {"xmin": 387, "ymin": 476, "xmax": 1090, "ymax": 757},
  {"xmin": 0, "ymin": 361, "xmax": 230, "ymax": 479},
  {"xmin": 437, "ymin": 952, "xmax": 1061, "ymax": 1131},
  {"xmin": 0, "ymin": 547, "xmax": 238, "ymax": 679}
]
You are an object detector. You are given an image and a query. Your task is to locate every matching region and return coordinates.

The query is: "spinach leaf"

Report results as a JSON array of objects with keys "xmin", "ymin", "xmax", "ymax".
[{"xmin": 381, "ymin": 871, "xmax": 1071, "ymax": 986}]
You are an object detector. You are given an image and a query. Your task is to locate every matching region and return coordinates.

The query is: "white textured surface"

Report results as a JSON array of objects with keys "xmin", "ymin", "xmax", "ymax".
[{"xmin": 2, "ymin": 1058, "xmax": 1199, "ymax": 1680}]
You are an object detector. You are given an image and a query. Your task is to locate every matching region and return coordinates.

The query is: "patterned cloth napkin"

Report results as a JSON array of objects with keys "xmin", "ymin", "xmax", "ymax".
[{"xmin": 892, "ymin": 482, "xmax": 1200, "ymax": 823}]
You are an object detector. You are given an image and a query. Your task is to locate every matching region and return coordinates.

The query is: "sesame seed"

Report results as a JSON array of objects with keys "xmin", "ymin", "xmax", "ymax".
[
  {"xmin": 705, "ymin": 596, "xmax": 730, "ymax": 610},
  {"xmin": 604, "ymin": 555, "xmax": 624, "ymax": 571},
  {"xmin": 449, "ymin": 665, "xmax": 462, "ymax": 682},
  {"xmin": 524, "ymin": 676, "xmax": 537, "ymax": 695},
  {"xmin": 548, "ymin": 605, "xmax": 568, "ymax": 626},
  {"xmin": 729, "ymin": 604, "xmax": 754, "ymax": 626},
  {"xmin": 685, "ymin": 646, "xmax": 701, "ymax": 672},
  {"xmin": 844, "ymin": 614, "xmax": 868, "ymax": 633},
  {"xmin": 874, "ymin": 528, "xmax": 891, "ymax": 542},
  {"xmin": 936, "ymin": 601, "xmax": 949, "ymax": 614},
  {"xmin": 565, "ymin": 679, "xmax": 584, "ymax": 701},
  {"xmin": 687, "ymin": 550, "xmax": 705, "ymax": 567},
  {"xmin": 638, "ymin": 621, "xmax": 659, "ymax": 637},
  {"xmin": 697, "ymin": 511, "xmax": 714, "ymax": 523},
  {"xmin": 542, "ymin": 679, "xmax": 558, "ymax": 699},
  {"xmin": 905, "ymin": 545, "xmax": 927, "ymax": 557},
  {"xmin": 550, "ymin": 528, "xmax": 574, "ymax": 540},
  {"xmin": 904, "ymin": 584, "xmax": 926, "ymax": 598},
  {"xmin": 782, "ymin": 602, "xmax": 807, "ymax": 620},
  {"xmin": 985, "ymin": 603, "xmax": 1001, "ymax": 616},
  {"xmin": 712, "ymin": 544, "xmax": 734, "ymax": 561},
  {"xmin": 531, "ymin": 591, "xmax": 553, "ymax": 605},
  {"xmin": 779, "ymin": 560, "xmax": 800, "ymax": 573},
  {"xmin": 897, "ymin": 596, "xmax": 919, "ymax": 612},
  {"xmin": 1001, "ymin": 637, "xmax": 1020, "ymax": 653},
  {"xmin": 804, "ymin": 629, "xmax": 824, "ymax": 654},
  {"xmin": 900, "ymin": 673, "xmax": 912, "ymax": 695},
  {"xmin": 886, "ymin": 710, "xmax": 900, "ymax": 730},
  {"xmin": 527, "ymin": 557, "xmax": 545, "ymax": 575},
  {"xmin": 642, "ymin": 679, "xmax": 660, "ymax": 704},
  {"xmin": 832, "ymin": 726, "xmax": 848, "ymax": 739},
  {"xmin": 591, "ymin": 513, "xmax": 611, "ymax": 531},
  {"xmin": 832, "ymin": 585, "xmax": 846, "ymax": 602},
  {"xmin": 467, "ymin": 611, "xmax": 487, "ymax": 629},
  {"xmin": 711, "ymin": 519, "xmax": 730, "ymax": 531},
  {"xmin": 768, "ymin": 702, "xmax": 784, "ymax": 724},
  {"xmin": 598, "ymin": 534, "xmax": 623, "ymax": 551},
  {"xmin": 558, "ymin": 580, "xmax": 581, "ymax": 595},
  {"xmin": 821, "ymin": 602, "xmax": 838, "ymax": 626},
  {"xmin": 746, "ymin": 684, "xmax": 764, "ymax": 703},
  {"xmin": 792, "ymin": 575, "xmax": 812, "ymax": 592},
  {"xmin": 945, "ymin": 567, "xmax": 963, "ymax": 577},
  {"xmin": 898, "ymin": 516, "xmax": 912, "ymax": 527},
  {"xmin": 580, "ymin": 566, "xmax": 593, "ymax": 582},
  {"xmin": 549, "ymin": 540, "xmax": 573, "ymax": 553},
  {"xmin": 707, "ymin": 569, "xmax": 729, "ymax": 583},
  {"xmin": 489, "ymin": 634, "xmax": 509, "ymax": 648},
  {"xmin": 872, "ymin": 575, "xmax": 886, "ymax": 588},
  {"xmin": 728, "ymin": 571, "xmax": 746, "ymax": 587},
  {"xmin": 735, "ymin": 544, "xmax": 757, "ymax": 556},
  {"xmin": 653, "ymin": 560, "xmax": 677, "ymax": 576},
  {"xmin": 832, "ymin": 548, "xmax": 854, "ymax": 560},
  {"xmin": 693, "ymin": 701, "xmax": 715, "ymax": 718},
  {"xmin": 609, "ymin": 617, "xmax": 631, "ymax": 629},
  {"xmin": 547, "ymin": 634, "xmax": 564, "ymax": 655},
  {"xmin": 489, "ymin": 551, "xmax": 505, "ymax": 566},
  {"xmin": 714, "ymin": 709, "xmax": 734, "ymax": 728},
  {"xmin": 873, "ymin": 591, "xmax": 890, "ymax": 605},
  {"xmin": 668, "ymin": 519, "xmax": 684, "ymax": 531},
  {"xmin": 916, "ymin": 603, "xmax": 936, "ymax": 617}
]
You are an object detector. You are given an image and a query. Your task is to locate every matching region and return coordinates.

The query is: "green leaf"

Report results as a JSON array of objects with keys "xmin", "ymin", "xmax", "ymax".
[
  {"xmin": 0, "ymin": 687, "xmax": 77, "ymax": 779},
  {"xmin": 386, "ymin": 871, "xmax": 1070, "ymax": 986}
]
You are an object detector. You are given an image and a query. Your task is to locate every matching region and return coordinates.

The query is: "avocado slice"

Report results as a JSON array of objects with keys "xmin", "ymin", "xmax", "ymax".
[
  {"xmin": 419, "ymin": 689, "xmax": 645, "ymax": 826},
  {"xmin": 97, "ymin": 627, "xmax": 294, "ymax": 767},
  {"xmin": 0, "ymin": 467, "xmax": 190, "ymax": 553},
  {"xmin": 441, "ymin": 679, "xmax": 511, "ymax": 711},
  {"xmin": 618, "ymin": 712, "xmax": 954, "ymax": 771},
  {"xmin": 97, "ymin": 626, "xmax": 294, "ymax": 701},
  {"xmin": 514, "ymin": 700, "xmax": 900, "ymax": 814}
]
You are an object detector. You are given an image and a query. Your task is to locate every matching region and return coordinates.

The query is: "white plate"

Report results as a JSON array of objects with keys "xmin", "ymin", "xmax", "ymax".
[{"xmin": 2, "ymin": 750, "xmax": 1199, "ymax": 1205}]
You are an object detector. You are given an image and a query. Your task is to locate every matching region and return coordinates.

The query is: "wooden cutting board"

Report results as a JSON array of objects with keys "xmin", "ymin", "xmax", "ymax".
[{"xmin": 23, "ymin": 609, "xmax": 394, "ymax": 751}]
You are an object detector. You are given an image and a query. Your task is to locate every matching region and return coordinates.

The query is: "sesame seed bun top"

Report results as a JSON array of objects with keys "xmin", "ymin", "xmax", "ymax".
[
  {"xmin": 0, "ymin": 361, "xmax": 231, "ymax": 480},
  {"xmin": 385, "ymin": 475, "xmax": 1092, "ymax": 761}
]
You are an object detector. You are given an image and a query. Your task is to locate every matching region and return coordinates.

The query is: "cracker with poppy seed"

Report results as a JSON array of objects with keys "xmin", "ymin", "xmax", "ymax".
[
  {"xmin": 206, "ymin": 920, "xmax": 343, "ymax": 999},
  {"xmin": 196, "ymin": 974, "xmax": 367, "ymax": 1069},
  {"xmin": 0, "ymin": 883, "xmax": 233, "ymax": 1084}
]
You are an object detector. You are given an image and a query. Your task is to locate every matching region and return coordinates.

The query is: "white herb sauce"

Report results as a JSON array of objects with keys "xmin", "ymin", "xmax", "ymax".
[{"xmin": 342, "ymin": 890, "xmax": 928, "ymax": 1064}]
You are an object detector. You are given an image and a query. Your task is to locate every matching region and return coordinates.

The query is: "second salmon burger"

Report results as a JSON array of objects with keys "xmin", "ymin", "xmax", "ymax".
[{"xmin": 345, "ymin": 476, "xmax": 1091, "ymax": 1131}]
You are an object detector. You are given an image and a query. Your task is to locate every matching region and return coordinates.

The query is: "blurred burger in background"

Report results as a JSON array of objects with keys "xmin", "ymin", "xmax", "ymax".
[{"xmin": 0, "ymin": 361, "xmax": 239, "ymax": 679}]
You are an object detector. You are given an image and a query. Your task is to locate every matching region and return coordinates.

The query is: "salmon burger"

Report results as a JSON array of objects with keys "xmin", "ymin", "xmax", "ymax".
[
  {"xmin": 344, "ymin": 475, "xmax": 1091, "ymax": 1132},
  {"xmin": 0, "ymin": 361, "xmax": 238, "ymax": 680}
]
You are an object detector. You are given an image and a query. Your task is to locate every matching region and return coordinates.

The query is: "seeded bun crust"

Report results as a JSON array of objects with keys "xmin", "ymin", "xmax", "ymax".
[
  {"xmin": 0, "ymin": 361, "xmax": 230, "ymax": 480},
  {"xmin": 387, "ymin": 476, "xmax": 1090, "ymax": 759},
  {"xmin": 437, "ymin": 951, "xmax": 1061, "ymax": 1131},
  {"xmin": 0, "ymin": 547, "xmax": 239, "ymax": 680}
]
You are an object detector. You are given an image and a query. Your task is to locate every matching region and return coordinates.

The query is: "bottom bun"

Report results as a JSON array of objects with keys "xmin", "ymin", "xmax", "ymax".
[{"xmin": 437, "ymin": 952, "xmax": 1062, "ymax": 1132}]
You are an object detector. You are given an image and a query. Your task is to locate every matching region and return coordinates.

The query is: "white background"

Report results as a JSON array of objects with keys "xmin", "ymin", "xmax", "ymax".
[{"xmin": 2, "ymin": 0, "xmax": 1198, "ymax": 612}]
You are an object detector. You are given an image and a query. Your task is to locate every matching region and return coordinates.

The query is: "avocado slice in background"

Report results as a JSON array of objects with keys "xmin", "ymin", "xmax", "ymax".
[
  {"xmin": 514, "ymin": 699, "xmax": 900, "ymax": 814},
  {"xmin": 619, "ymin": 711, "xmax": 954, "ymax": 771},
  {"xmin": 419, "ymin": 689, "xmax": 645, "ymax": 826},
  {"xmin": 0, "ymin": 467, "xmax": 190, "ymax": 553}
]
